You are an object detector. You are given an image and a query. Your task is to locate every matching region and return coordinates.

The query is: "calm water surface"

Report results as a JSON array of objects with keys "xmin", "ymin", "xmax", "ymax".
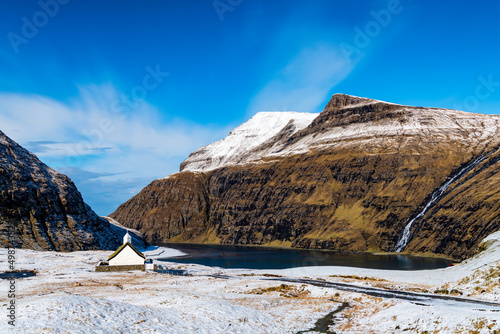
[{"xmin": 156, "ymin": 243, "xmax": 453, "ymax": 270}]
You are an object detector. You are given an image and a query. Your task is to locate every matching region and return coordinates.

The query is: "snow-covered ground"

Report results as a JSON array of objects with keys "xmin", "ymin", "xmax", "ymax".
[
  {"xmin": 1, "ymin": 233, "xmax": 500, "ymax": 333},
  {"xmin": 142, "ymin": 246, "xmax": 187, "ymax": 259}
]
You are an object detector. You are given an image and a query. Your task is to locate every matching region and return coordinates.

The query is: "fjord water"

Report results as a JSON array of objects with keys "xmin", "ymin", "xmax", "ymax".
[{"xmin": 157, "ymin": 243, "xmax": 452, "ymax": 270}]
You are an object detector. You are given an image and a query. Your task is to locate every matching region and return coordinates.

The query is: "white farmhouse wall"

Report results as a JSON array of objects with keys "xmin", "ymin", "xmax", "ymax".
[{"xmin": 109, "ymin": 245, "xmax": 144, "ymax": 266}]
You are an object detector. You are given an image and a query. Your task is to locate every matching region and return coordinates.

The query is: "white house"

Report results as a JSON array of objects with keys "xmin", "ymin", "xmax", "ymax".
[{"xmin": 108, "ymin": 232, "xmax": 145, "ymax": 266}]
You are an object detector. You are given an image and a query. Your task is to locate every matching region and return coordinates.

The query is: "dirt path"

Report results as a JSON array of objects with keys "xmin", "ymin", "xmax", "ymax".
[{"xmin": 210, "ymin": 274, "xmax": 500, "ymax": 310}]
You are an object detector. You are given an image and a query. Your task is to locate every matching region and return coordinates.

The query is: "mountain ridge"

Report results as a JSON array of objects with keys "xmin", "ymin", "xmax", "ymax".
[{"xmin": 111, "ymin": 94, "xmax": 500, "ymax": 260}]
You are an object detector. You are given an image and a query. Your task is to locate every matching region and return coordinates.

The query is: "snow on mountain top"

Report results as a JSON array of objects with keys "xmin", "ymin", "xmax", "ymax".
[
  {"xmin": 179, "ymin": 95, "xmax": 500, "ymax": 173},
  {"xmin": 179, "ymin": 111, "xmax": 319, "ymax": 172},
  {"xmin": 223, "ymin": 111, "xmax": 319, "ymax": 155}
]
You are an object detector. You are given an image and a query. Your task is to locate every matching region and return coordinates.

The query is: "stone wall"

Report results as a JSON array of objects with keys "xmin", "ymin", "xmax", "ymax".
[{"xmin": 95, "ymin": 265, "xmax": 145, "ymax": 272}]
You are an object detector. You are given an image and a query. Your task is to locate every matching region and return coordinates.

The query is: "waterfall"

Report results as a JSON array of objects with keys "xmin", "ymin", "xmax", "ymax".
[{"xmin": 394, "ymin": 153, "xmax": 490, "ymax": 252}]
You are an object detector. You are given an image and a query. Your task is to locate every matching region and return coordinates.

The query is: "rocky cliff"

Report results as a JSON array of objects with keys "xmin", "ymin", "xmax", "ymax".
[
  {"xmin": 0, "ymin": 130, "xmax": 127, "ymax": 251},
  {"xmin": 110, "ymin": 94, "xmax": 500, "ymax": 260}
]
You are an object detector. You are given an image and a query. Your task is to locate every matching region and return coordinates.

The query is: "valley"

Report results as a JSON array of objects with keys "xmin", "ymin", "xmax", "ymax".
[{"xmin": 111, "ymin": 94, "xmax": 500, "ymax": 260}]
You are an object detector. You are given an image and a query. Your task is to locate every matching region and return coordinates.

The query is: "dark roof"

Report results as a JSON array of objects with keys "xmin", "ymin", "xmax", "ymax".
[{"xmin": 108, "ymin": 242, "xmax": 145, "ymax": 261}]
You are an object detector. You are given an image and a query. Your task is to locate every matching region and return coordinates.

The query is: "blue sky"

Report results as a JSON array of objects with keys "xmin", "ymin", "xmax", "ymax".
[{"xmin": 0, "ymin": 0, "xmax": 499, "ymax": 215}]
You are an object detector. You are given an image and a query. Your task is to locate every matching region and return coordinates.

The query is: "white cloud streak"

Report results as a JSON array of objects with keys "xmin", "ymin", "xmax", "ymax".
[
  {"xmin": 247, "ymin": 44, "xmax": 354, "ymax": 116},
  {"xmin": 0, "ymin": 86, "xmax": 230, "ymax": 214},
  {"xmin": 0, "ymin": 45, "xmax": 354, "ymax": 215}
]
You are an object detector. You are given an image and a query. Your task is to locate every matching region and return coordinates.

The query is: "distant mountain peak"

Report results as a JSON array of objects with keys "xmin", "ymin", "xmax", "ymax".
[
  {"xmin": 180, "ymin": 111, "xmax": 318, "ymax": 172},
  {"xmin": 324, "ymin": 94, "xmax": 383, "ymax": 110}
]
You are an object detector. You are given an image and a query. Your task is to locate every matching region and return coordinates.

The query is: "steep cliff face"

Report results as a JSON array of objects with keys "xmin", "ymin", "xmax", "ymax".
[
  {"xmin": 0, "ymin": 130, "xmax": 123, "ymax": 251},
  {"xmin": 111, "ymin": 94, "xmax": 500, "ymax": 259},
  {"xmin": 404, "ymin": 148, "xmax": 500, "ymax": 258},
  {"xmin": 109, "ymin": 172, "xmax": 210, "ymax": 244}
]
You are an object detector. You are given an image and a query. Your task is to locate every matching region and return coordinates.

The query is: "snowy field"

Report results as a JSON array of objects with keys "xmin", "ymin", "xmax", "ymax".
[{"xmin": 0, "ymin": 234, "xmax": 500, "ymax": 333}]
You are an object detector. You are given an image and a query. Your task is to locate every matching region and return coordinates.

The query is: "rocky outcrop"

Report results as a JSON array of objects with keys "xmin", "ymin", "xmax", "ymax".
[
  {"xmin": 111, "ymin": 94, "xmax": 500, "ymax": 260},
  {"xmin": 0, "ymin": 130, "xmax": 124, "ymax": 251},
  {"xmin": 109, "ymin": 172, "xmax": 210, "ymax": 244}
]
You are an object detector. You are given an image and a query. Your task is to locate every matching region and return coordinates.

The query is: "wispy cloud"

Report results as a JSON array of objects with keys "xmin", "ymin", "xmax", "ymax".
[
  {"xmin": 55, "ymin": 167, "xmax": 121, "ymax": 181},
  {"xmin": 24, "ymin": 140, "xmax": 62, "ymax": 154},
  {"xmin": 247, "ymin": 44, "xmax": 354, "ymax": 116},
  {"xmin": 0, "ymin": 86, "xmax": 231, "ymax": 215}
]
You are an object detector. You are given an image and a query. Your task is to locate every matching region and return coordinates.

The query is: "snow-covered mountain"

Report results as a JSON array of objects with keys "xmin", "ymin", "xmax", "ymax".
[
  {"xmin": 180, "ymin": 111, "xmax": 319, "ymax": 172},
  {"xmin": 112, "ymin": 94, "xmax": 500, "ymax": 260},
  {"xmin": 181, "ymin": 94, "xmax": 500, "ymax": 173}
]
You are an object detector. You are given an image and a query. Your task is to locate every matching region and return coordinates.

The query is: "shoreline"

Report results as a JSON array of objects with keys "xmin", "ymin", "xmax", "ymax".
[
  {"xmin": 153, "ymin": 242, "xmax": 454, "ymax": 272},
  {"xmin": 155, "ymin": 241, "xmax": 457, "ymax": 261},
  {"xmin": 1, "ymin": 232, "xmax": 499, "ymax": 333}
]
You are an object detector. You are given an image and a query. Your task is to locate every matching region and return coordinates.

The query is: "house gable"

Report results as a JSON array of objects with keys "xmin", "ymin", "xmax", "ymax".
[{"xmin": 108, "ymin": 242, "xmax": 145, "ymax": 266}]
